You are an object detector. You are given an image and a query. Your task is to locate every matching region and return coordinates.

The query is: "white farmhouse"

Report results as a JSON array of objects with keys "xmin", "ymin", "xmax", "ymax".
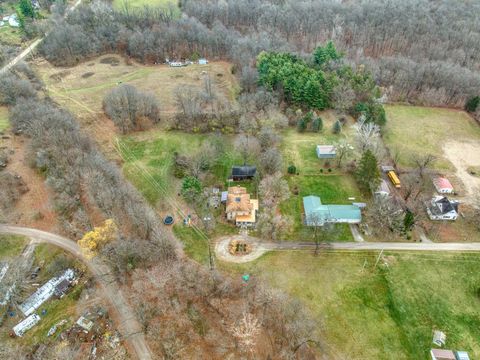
[{"xmin": 426, "ymin": 196, "xmax": 459, "ymax": 221}]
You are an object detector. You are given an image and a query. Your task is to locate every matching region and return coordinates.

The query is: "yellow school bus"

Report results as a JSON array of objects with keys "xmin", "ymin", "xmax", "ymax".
[{"xmin": 387, "ymin": 170, "xmax": 401, "ymax": 188}]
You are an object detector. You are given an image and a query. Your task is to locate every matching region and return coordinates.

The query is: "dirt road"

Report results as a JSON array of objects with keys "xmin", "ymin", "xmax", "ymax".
[
  {"xmin": 0, "ymin": 225, "xmax": 152, "ymax": 360},
  {"xmin": 0, "ymin": 0, "xmax": 83, "ymax": 74},
  {"xmin": 215, "ymin": 236, "xmax": 480, "ymax": 262}
]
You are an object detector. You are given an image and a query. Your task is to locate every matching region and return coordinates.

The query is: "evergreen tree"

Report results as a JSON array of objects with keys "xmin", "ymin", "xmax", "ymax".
[
  {"xmin": 403, "ymin": 210, "xmax": 415, "ymax": 232},
  {"xmin": 465, "ymin": 96, "xmax": 480, "ymax": 113},
  {"xmin": 312, "ymin": 117, "xmax": 323, "ymax": 132},
  {"xmin": 18, "ymin": 0, "xmax": 35, "ymax": 18},
  {"xmin": 314, "ymin": 41, "xmax": 342, "ymax": 67},
  {"xmin": 355, "ymin": 149, "xmax": 381, "ymax": 192},
  {"xmin": 333, "ymin": 119, "xmax": 342, "ymax": 134},
  {"xmin": 297, "ymin": 118, "xmax": 307, "ymax": 133}
]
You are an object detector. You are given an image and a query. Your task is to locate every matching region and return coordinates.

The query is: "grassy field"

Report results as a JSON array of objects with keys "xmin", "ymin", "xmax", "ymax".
[
  {"xmin": 384, "ymin": 105, "xmax": 480, "ymax": 170},
  {"xmin": 0, "ymin": 106, "xmax": 9, "ymax": 131},
  {"xmin": 119, "ymin": 130, "xmax": 243, "ymax": 205},
  {"xmin": 281, "ymin": 114, "xmax": 356, "ymax": 174},
  {"xmin": 36, "ymin": 55, "xmax": 239, "ymax": 122},
  {"xmin": 0, "ymin": 235, "xmax": 27, "ymax": 259},
  {"xmin": 221, "ymin": 251, "xmax": 480, "ymax": 359}
]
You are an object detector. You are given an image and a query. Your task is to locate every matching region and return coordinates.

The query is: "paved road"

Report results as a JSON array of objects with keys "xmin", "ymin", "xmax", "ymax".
[
  {"xmin": 0, "ymin": 225, "xmax": 152, "ymax": 360},
  {"xmin": 0, "ymin": 0, "xmax": 83, "ymax": 74}
]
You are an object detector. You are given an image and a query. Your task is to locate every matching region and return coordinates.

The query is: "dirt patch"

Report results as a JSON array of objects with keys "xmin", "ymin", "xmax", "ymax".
[
  {"xmin": 81, "ymin": 72, "xmax": 95, "ymax": 79},
  {"xmin": 443, "ymin": 140, "xmax": 480, "ymax": 201},
  {"xmin": 215, "ymin": 235, "xmax": 268, "ymax": 263},
  {"xmin": 100, "ymin": 56, "xmax": 121, "ymax": 66},
  {"xmin": 0, "ymin": 135, "xmax": 58, "ymax": 232}
]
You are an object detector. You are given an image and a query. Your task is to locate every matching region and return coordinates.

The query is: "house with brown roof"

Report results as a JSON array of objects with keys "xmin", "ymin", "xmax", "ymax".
[{"xmin": 225, "ymin": 186, "xmax": 259, "ymax": 227}]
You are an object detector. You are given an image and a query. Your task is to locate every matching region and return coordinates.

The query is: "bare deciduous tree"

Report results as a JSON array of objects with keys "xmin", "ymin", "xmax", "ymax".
[{"xmin": 258, "ymin": 172, "xmax": 290, "ymax": 208}]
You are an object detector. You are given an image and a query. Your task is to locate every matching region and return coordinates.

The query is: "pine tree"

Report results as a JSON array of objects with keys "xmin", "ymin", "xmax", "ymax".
[
  {"xmin": 312, "ymin": 117, "xmax": 323, "ymax": 132},
  {"xmin": 403, "ymin": 210, "xmax": 415, "ymax": 232},
  {"xmin": 297, "ymin": 118, "xmax": 307, "ymax": 133},
  {"xmin": 356, "ymin": 149, "xmax": 381, "ymax": 192},
  {"xmin": 19, "ymin": 0, "xmax": 35, "ymax": 18},
  {"xmin": 333, "ymin": 119, "xmax": 342, "ymax": 134}
]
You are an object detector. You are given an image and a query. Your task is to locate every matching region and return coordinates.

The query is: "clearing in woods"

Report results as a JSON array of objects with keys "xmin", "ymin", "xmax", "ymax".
[
  {"xmin": 383, "ymin": 105, "xmax": 480, "ymax": 171},
  {"xmin": 35, "ymin": 55, "xmax": 238, "ymax": 121}
]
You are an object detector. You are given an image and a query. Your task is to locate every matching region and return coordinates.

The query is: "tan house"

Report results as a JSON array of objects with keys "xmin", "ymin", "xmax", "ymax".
[{"xmin": 225, "ymin": 186, "xmax": 259, "ymax": 227}]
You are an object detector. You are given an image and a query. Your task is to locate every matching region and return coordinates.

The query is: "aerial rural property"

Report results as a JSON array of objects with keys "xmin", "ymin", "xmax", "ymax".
[{"xmin": 0, "ymin": 0, "xmax": 480, "ymax": 359}]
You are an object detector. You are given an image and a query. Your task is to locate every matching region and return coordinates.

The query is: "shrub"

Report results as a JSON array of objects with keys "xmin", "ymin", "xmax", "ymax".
[
  {"xmin": 333, "ymin": 120, "xmax": 342, "ymax": 134},
  {"xmin": 287, "ymin": 164, "xmax": 297, "ymax": 174},
  {"xmin": 465, "ymin": 96, "xmax": 480, "ymax": 113},
  {"xmin": 181, "ymin": 176, "xmax": 202, "ymax": 200},
  {"xmin": 311, "ymin": 117, "xmax": 323, "ymax": 132},
  {"xmin": 296, "ymin": 118, "xmax": 307, "ymax": 132}
]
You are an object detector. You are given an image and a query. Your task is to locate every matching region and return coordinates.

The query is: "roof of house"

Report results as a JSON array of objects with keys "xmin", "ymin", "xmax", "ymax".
[
  {"xmin": 430, "ymin": 349, "xmax": 456, "ymax": 360},
  {"xmin": 316, "ymin": 145, "xmax": 336, "ymax": 155},
  {"xmin": 303, "ymin": 196, "xmax": 361, "ymax": 224},
  {"xmin": 455, "ymin": 351, "xmax": 470, "ymax": 360},
  {"xmin": 232, "ymin": 165, "xmax": 256, "ymax": 177},
  {"xmin": 433, "ymin": 177, "xmax": 453, "ymax": 190},
  {"xmin": 226, "ymin": 186, "xmax": 253, "ymax": 213},
  {"xmin": 381, "ymin": 165, "xmax": 395, "ymax": 172},
  {"xmin": 431, "ymin": 196, "xmax": 459, "ymax": 215},
  {"xmin": 236, "ymin": 199, "xmax": 259, "ymax": 223}
]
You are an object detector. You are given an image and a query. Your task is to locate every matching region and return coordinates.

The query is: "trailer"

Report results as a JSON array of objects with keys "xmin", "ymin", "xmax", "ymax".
[{"xmin": 13, "ymin": 314, "xmax": 41, "ymax": 337}]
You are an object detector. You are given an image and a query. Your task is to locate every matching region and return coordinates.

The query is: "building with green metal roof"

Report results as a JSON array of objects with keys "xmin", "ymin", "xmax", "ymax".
[{"xmin": 303, "ymin": 195, "xmax": 361, "ymax": 226}]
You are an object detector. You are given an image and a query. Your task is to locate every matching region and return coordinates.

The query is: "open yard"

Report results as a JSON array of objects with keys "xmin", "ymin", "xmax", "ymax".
[
  {"xmin": 383, "ymin": 105, "xmax": 480, "ymax": 171},
  {"xmin": 280, "ymin": 175, "xmax": 363, "ymax": 241},
  {"xmin": 221, "ymin": 251, "xmax": 480, "ymax": 360},
  {"xmin": 280, "ymin": 123, "xmax": 364, "ymax": 242},
  {"xmin": 281, "ymin": 114, "xmax": 356, "ymax": 175},
  {"xmin": 119, "ymin": 130, "xmax": 243, "ymax": 205}
]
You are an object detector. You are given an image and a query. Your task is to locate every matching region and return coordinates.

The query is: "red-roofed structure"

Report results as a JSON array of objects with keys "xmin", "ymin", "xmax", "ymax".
[{"xmin": 433, "ymin": 177, "xmax": 454, "ymax": 194}]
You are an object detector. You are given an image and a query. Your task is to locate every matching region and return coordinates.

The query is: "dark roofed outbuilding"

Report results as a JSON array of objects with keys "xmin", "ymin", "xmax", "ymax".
[{"xmin": 231, "ymin": 166, "xmax": 256, "ymax": 181}]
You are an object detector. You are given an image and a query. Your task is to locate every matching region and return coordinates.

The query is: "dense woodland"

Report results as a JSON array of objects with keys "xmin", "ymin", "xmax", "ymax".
[{"xmin": 37, "ymin": 0, "xmax": 480, "ymax": 108}]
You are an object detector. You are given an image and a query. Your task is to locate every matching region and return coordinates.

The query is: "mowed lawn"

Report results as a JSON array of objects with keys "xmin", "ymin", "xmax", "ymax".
[
  {"xmin": 221, "ymin": 251, "xmax": 480, "ymax": 359},
  {"xmin": 280, "ymin": 123, "xmax": 364, "ymax": 242},
  {"xmin": 281, "ymin": 113, "xmax": 357, "ymax": 175},
  {"xmin": 383, "ymin": 105, "xmax": 480, "ymax": 170},
  {"xmin": 280, "ymin": 175, "xmax": 363, "ymax": 241}
]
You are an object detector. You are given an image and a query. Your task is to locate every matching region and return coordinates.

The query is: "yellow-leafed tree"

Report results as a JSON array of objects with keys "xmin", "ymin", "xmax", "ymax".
[{"xmin": 78, "ymin": 219, "xmax": 117, "ymax": 259}]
